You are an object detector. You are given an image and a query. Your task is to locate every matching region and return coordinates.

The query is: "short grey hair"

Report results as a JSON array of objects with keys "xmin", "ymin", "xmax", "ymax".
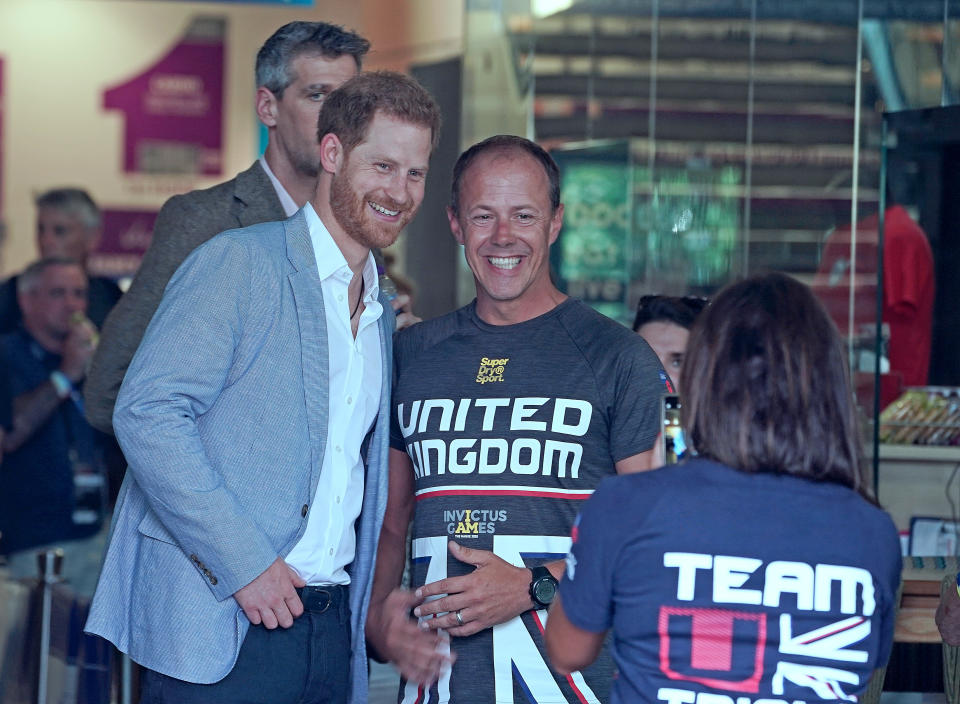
[
  {"xmin": 35, "ymin": 188, "xmax": 101, "ymax": 230},
  {"xmin": 255, "ymin": 22, "xmax": 370, "ymax": 99},
  {"xmin": 17, "ymin": 257, "xmax": 86, "ymax": 295}
]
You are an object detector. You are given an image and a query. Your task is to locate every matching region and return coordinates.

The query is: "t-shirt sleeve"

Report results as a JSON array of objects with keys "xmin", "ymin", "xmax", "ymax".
[
  {"xmin": 391, "ymin": 326, "xmax": 426, "ymax": 451},
  {"xmin": 390, "ymin": 334, "xmax": 407, "ymax": 450},
  {"xmin": 559, "ymin": 478, "xmax": 620, "ymax": 632},
  {"xmin": 873, "ymin": 516, "xmax": 904, "ymax": 667},
  {"xmin": 609, "ymin": 337, "xmax": 669, "ymax": 461}
]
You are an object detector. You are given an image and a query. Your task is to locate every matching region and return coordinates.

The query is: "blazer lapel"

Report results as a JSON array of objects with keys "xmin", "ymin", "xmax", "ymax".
[
  {"xmin": 234, "ymin": 161, "xmax": 287, "ymax": 228},
  {"xmin": 284, "ymin": 210, "xmax": 329, "ymax": 480}
]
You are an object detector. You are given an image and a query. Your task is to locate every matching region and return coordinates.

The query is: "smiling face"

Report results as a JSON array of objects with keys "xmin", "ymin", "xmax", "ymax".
[
  {"xmin": 258, "ymin": 52, "xmax": 358, "ymax": 178},
  {"xmin": 327, "ymin": 111, "xmax": 432, "ymax": 252},
  {"xmin": 448, "ymin": 149, "xmax": 564, "ymax": 325},
  {"xmin": 637, "ymin": 320, "xmax": 690, "ymax": 393}
]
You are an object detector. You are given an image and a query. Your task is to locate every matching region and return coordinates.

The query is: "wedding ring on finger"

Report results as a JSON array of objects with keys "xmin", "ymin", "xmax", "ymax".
[{"xmin": 455, "ymin": 609, "xmax": 464, "ymax": 626}]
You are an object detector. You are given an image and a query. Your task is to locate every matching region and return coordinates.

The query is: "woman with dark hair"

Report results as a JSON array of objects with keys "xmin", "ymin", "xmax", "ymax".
[
  {"xmin": 632, "ymin": 295, "xmax": 707, "ymax": 393},
  {"xmin": 545, "ymin": 273, "xmax": 901, "ymax": 703}
]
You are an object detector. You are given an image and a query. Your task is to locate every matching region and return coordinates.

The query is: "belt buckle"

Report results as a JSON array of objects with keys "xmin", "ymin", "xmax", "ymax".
[{"xmin": 314, "ymin": 587, "xmax": 332, "ymax": 613}]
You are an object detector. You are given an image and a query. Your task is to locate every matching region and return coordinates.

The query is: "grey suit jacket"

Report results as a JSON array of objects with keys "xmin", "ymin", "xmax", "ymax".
[
  {"xmin": 85, "ymin": 161, "xmax": 285, "ymax": 435},
  {"xmin": 85, "ymin": 209, "xmax": 392, "ymax": 703}
]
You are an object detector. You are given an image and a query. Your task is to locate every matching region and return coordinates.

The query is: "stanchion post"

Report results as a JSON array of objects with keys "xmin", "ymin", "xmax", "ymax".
[
  {"xmin": 36, "ymin": 549, "xmax": 63, "ymax": 704},
  {"xmin": 121, "ymin": 653, "xmax": 133, "ymax": 704}
]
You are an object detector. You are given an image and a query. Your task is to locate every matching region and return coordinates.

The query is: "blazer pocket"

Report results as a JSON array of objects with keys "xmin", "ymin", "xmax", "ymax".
[{"xmin": 137, "ymin": 510, "xmax": 176, "ymax": 545}]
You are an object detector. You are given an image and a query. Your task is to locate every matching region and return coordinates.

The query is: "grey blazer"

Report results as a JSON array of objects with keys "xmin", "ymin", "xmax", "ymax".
[
  {"xmin": 85, "ymin": 161, "xmax": 286, "ymax": 435},
  {"xmin": 85, "ymin": 209, "xmax": 392, "ymax": 703}
]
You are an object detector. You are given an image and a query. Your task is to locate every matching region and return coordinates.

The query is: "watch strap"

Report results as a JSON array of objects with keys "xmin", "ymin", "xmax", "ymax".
[
  {"xmin": 530, "ymin": 565, "xmax": 553, "ymax": 584},
  {"xmin": 50, "ymin": 370, "xmax": 72, "ymax": 399},
  {"xmin": 529, "ymin": 565, "xmax": 558, "ymax": 608}
]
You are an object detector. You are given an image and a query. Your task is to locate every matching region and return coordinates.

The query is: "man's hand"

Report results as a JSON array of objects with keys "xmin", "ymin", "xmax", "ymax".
[
  {"xmin": 413, "ymin": 540, "xmax": 533, "ymax": 637},
  {"xmin": 368, "ymin": 588, "xmax": 455, "ymax": 686},
  {"xmin": 391, "ymin": 294, "xmax": 421, "ymax": 331},
  {"xmin": 60, "ymin": 313, "xmax": 98, "ymax": 383},
  {"xmin": 234, "ymin": 557, "xmax": 306, "ymax": 629}
]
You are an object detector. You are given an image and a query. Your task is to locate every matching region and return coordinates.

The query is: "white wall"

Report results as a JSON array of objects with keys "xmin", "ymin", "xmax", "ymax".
[{"xmin": 0, "ymin": 0, "xmax": 462, "ymax": 276}]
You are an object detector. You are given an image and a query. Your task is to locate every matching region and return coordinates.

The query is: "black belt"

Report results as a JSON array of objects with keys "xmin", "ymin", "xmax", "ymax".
[{"xmin": 295, "ymin": 584, "xmax": 348, "ymax": 614}]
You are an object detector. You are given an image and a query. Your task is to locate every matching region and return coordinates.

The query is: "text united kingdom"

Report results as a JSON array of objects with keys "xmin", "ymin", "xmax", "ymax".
[{"xmin": 397, "ymin": 396, "xmax": 592, "ymax": 480}]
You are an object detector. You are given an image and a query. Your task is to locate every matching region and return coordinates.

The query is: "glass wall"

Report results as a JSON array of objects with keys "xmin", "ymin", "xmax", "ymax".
[{"xmin": 462, "ymin": 0, "xmax": 960, "ymax": 511}]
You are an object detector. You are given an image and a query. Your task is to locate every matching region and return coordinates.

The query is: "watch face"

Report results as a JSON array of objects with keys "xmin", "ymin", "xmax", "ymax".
[{"xmin": 533, "ymin": 577, "xmax": 557, "ymax": 606}]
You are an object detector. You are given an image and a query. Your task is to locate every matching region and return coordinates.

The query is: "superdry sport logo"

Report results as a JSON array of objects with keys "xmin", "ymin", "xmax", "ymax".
[{"xmin": 476, "ymin": 357, "xmax": 509, "ymax": 384}]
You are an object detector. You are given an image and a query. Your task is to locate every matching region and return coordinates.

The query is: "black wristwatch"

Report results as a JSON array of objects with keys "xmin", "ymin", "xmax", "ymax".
[{"xmin": 529, "ymin": 565, "xmax": 559, "ymax": 609}]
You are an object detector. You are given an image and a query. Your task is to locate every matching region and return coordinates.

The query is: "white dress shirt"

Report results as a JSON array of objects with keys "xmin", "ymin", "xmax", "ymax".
[
  {"xmin": 284, "ymin": 203, "xmax": 384, "ymax": 585},
  {"xmin": 259, "ymin": 155, "xmax": 299, "ymax": 217}
]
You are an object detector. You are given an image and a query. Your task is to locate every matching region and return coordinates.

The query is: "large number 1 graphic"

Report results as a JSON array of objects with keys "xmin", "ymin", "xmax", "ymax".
[{"xmin": 403, "ymin": 535, "xmax": 601, "ymax": 703}]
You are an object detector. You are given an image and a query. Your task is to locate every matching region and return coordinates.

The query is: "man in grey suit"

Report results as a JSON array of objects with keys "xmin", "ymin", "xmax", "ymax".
[
  {"xmin": 85, "ymin": 72, "xmax": 441, "ymax": 704},
  {"xmin": 83, "ymin": 21, "xmax": 369, "ymax": 435}
]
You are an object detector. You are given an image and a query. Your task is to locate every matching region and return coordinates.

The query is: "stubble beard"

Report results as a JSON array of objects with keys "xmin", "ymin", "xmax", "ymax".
[
  {"xmin": 329, "ymin": 171, "xmax": 413, "ymax": 250},
  {"xmin": 294, "ymin": 151, "xmax": 320, "ymax": 179}
]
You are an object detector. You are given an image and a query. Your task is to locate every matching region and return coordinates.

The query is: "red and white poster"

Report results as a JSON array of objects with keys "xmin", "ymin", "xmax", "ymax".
[{"xmin": 102, "ymin": 17, "xmax": 225, "ymax": 176}]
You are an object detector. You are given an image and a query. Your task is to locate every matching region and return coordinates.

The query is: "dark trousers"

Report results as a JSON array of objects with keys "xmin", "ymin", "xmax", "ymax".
[{"xmin": 140, "ymin": 585, "xmax": 352, "ymax": 704}]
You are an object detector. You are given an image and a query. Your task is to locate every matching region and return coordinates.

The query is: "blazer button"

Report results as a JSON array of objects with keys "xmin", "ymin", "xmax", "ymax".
[
  {"xmin": 301, "ymin": 504, "xmax": 309, "ymax": 518},
  {"xmin": 189, "ymin": 554, "xmax": 200, "ymax": 565}
]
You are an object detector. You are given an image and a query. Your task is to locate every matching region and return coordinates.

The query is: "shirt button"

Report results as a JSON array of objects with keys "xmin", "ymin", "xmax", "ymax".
[
  {"xmin": 336, "ymin": 496, "xmax": 341, "ymax": 504},
  {"xmin": 329, "ymin": 548, "xmax": 334, "ymax": 556},
  {"xmin": 301, "ymin": 504, "xmax": 308, "ymax": 517},
  {"xmin": 338, "ymin": 294, "xmax": 343, "ymax": 302},
  {"xmin": 346, "ymin": 396, "xmax": 352, "ymax": 404},
  {"xmin": 336, "ymin": 445, "xmax": 342, "ymax": 453}
]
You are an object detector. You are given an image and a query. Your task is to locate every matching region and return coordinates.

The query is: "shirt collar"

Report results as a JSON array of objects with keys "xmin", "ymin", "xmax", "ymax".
[
  {"xmin": 302, "ymin": 203, "xmax": 380, "ymax": 300},
  {"xmin": 259, "ymin": 155, "xmax": 300, "ymax": 218}
]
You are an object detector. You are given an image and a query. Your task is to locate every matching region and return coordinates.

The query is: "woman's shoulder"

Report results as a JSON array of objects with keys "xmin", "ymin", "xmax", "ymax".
[{"xmin": 590, "ymin": 459, "xmax": 715, "ymax": 509}]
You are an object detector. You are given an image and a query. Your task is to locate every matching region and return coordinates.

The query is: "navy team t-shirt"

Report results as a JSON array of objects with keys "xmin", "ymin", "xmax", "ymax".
[{"xmin": 561, "ymin": 458, "xmax": 902, "ymax": 704}]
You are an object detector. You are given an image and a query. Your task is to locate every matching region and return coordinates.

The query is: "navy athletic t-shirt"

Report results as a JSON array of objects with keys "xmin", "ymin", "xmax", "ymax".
[
  {"xmin": 560, "ymin": 458, "xmax": 902, "ymax": 704},
  {"xmin": 391, "ymin": 298, "xmax": 668, "ymax": 703}
]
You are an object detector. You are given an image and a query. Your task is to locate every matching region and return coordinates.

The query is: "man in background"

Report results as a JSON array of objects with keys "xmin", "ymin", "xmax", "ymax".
[
  {"xmin": 632, "ymin": 294, "xmax": 707, "ymax": 394},
  {"xmin": 84, "ymin": 21, "xmax": 370, "ymax": 434},
  {"xmin": 0, "ymin": 188, "xmax": 121, "ymax": 334},
  {"xmin": 0, "ymin": 258, "xmax": 107, "ymax": 595}
]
